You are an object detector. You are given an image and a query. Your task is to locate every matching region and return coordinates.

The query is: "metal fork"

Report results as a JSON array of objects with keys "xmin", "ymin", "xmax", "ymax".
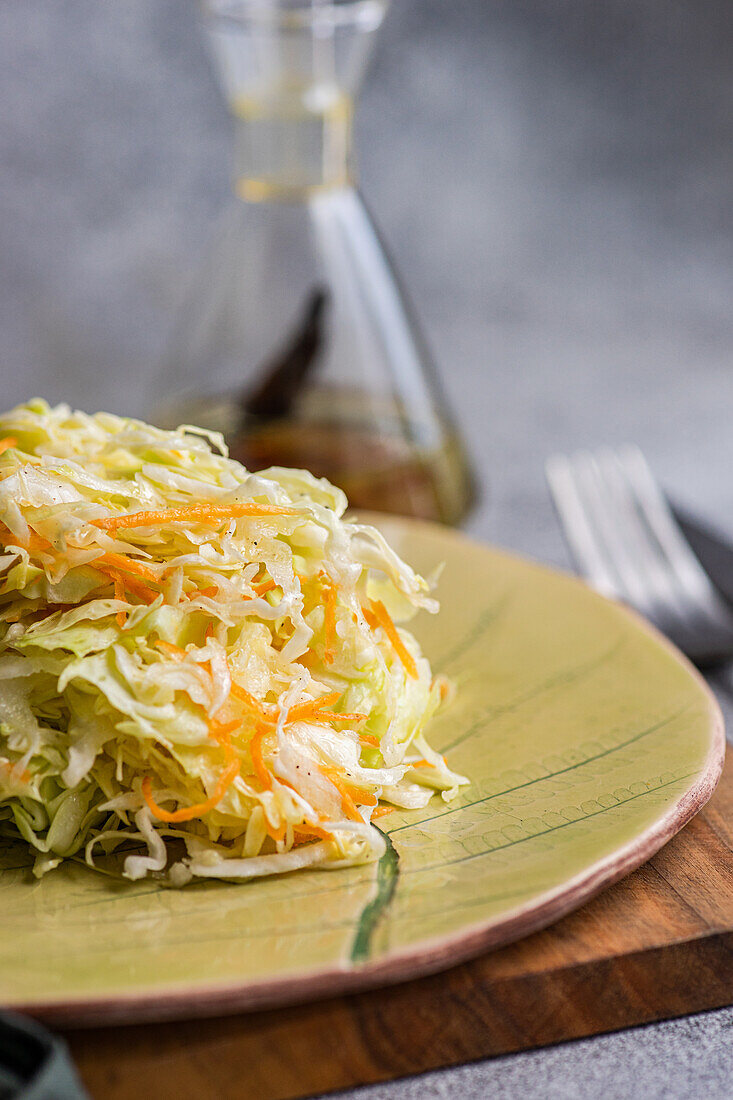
[{"xmin": 546, "ymin": 445, "xmax": 733, "ymax": 668}]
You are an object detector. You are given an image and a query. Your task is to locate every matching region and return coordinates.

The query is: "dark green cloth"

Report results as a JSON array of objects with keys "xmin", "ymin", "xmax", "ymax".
[{"xmin": 0, "ymin": 1013, "xmax": 88, "ymax": 1100}]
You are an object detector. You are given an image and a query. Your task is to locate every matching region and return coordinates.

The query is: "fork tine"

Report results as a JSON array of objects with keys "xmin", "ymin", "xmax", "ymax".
[
  {"xmin": 591, "ymin": 448, "xmax": 721, "ymax": 656},
  {"xmin": 549, "ymin": 445, "xmax": 733, "ymax": 665},
  {"xmin": 566, "ymin": 450, "xmax": 662, "ymax": 617},
  {"xmin": 591, "ymin": 448, "xmax": 672, "ymax": 607},
  {"xmin": 616, "ymin": 445, "xmax": 733, "ymax": 625},
  {"xmin": 611, "ymin": 446, "xmax": 726, "ymax": 616},
  {"xmin": 545, "ymin": 454, "xmax": 621, "ymax": 599},
  {"xmin": 593, "ymin": 448, "xmax": 697, "ymax": 612}
]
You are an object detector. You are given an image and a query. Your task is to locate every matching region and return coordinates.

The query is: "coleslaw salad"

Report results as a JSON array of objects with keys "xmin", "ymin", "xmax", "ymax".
[{"xmin": 0, "ymin": 400, "xmax": 466, "ymax": 884}]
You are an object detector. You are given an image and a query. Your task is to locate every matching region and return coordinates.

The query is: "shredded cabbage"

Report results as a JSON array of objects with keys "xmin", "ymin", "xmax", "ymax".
[{"xmin": 0, "ymin": 400, "xmax": 466, "ymax": 884}]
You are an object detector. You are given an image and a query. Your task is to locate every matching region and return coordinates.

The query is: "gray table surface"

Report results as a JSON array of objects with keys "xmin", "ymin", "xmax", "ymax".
[{"xmin": 2, "ymin": 1, "xmax": 732, "ymax": 1096}]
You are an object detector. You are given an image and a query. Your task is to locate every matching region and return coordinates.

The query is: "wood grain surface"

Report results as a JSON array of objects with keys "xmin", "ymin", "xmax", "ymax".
[{"xmin": 63, "ymin": 749, "xmax": 733, "ymax": 1100}]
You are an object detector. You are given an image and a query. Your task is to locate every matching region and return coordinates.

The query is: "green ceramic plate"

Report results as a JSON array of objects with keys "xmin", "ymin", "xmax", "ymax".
[{"xmin": 0, "ymin": 518, "xmax": 724, "ymax": 1025}]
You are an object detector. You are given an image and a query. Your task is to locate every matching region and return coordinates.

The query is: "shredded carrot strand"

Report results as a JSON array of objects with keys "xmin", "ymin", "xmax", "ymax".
[
  {"xmin": 0, "ymin": 438, "xmax": 17, "ymax": 456},
  {"xmin": 92, "ymin": 502, "xmax": 299, "ymax": 531},
  {"xmin": 155, "ymin": 639, "xmax": 186, "ymax": 660},
  {"xmin": 98, "ymin": 552, "xmax": 158, "ymax": 584},
  {"xmin": 0, "ymin": 525, "xmax": 50, "ymax": 553},
  {"xmin": 1, "ymin": 759, "xmax": 31, "ymax": 784},
  {"xmin": 345, "ymin": 783, "xmax": 377, "ymax": 807},
  {"xmin": 265, "ymin": 818, "xmax": 286, "ymax": 843},
  {"xmin": 360, "ymin": 734, "xmax": 380, "ymax": 748},
  {"xmin": 287, "ymin": 692, "xmax": 340, "ymax": 723},
  {"xmin": 286, "ymin": 694, "xmax": 367, "ymax": 727},
  {"xmin": 371, "ymin": 805, "xmax": 394, "ymax": 819},
  {"xmin": 411, "ymin": 759, "xmax": 432, "ymax": 768},
  {"xmin": 110, "ymin": 572, "xmax": 127, "ymax": 628},
  {"xmin": 95, "ymin": 563, "xmax": 158, "ymax": 604},
  {"xmin": 228, "ymin": 674, "xmax": 368, "ymax": 740},
  {"xmin": 142, "ymin": 761, "xmax": 239, "ymax": 824},
  {"xmin": 197, "ymin": 585, "xmax": 218, "ymax": 598},
  {"xmin": 253, "ymin": 577, "xmax": 277, "ymax": 598},
  {"xmin": 293, "ymin": 823, "xmax": 332, "ymax": 843},
  {"xmin": 209, "ymin": 718, "xmax": 240, "ymax": 747},
  {"xmin": 250, "ymin": 722, "xmax": 273, "ymax": 790},
  {"xmin": 229, "ymin": 682, "xmax": 275, "ymax": 724},
  {"xmin": 311, "ymin": 710, "xmax": 368, "ymax": 725},
  {"xmin": 123, "ymin": 575, "xmax": 158, "ymax": 603},
  {"xmin": 322, "ymin": 767, "xmax": 377, "ymax": 819},
  {"xmin": 111, "ymin": 574, "xmax": 125, "ymax": 601},
  {"xmin": 29, "ymin": 532, "xmax": 51, "ymax": 552},
  {"xmin": 363, "ymin": 599, "xmax": 418, "ymax": 679},
  {"xmin": 319, "ymin": 572, "xmax": 338, "ymax": 664},
  {"xmin": 314, "ymin": 691, "xmax": 341, "ymax": 710},
  {"xmin": 329, "ymin": 781, "xmax": 361, "ymax": 821}
]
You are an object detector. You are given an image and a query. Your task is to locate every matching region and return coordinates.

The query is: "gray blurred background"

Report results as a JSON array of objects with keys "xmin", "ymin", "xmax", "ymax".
[
  {"xmin": 2, "ymin": 3, "xmax": 733, "ymax": 1095},
  {"xmin": 2, "ymin": 0, "xmax": 732, "ymax": 559}
]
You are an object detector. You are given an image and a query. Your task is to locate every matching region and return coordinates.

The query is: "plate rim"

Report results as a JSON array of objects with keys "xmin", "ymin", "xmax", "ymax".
[{"xmin": 6, "ymin": 519, "xmax": 726, "ymax": 1028}]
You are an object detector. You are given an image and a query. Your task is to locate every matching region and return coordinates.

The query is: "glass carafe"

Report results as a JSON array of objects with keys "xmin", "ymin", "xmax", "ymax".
[{"xmin": 154, "ymin": 0, "xmax": 475, "ymax": 525}]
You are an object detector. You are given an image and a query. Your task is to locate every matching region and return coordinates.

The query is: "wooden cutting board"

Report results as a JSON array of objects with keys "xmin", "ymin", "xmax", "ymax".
[{"xmin": 63, "ymin": 748, "xmax": 732, "ymax": 1100}]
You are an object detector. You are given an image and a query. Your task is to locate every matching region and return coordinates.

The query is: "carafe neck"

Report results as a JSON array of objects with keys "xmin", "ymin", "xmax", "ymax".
[
  {"xmin": 232, "ymin": 90, "xmax": 354, "ymax": 201},
  {"xmin": 203, "ymin": 0, "xmax": 386, "ymax": 201}
]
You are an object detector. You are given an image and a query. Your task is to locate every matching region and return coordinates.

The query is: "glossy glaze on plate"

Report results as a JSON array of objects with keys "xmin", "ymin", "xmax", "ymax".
[{"xmin": 0, "ymin": 518, "xmax": 724, "ymax": 1025}]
